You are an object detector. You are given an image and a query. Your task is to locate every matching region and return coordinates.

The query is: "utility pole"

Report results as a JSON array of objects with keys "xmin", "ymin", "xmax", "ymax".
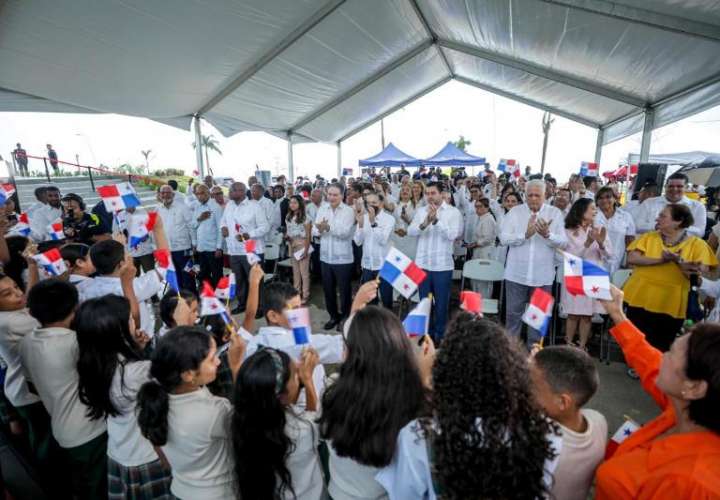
[{"xmin": 540, "ymin": 111, "xmax": 554, "ymax": 175}]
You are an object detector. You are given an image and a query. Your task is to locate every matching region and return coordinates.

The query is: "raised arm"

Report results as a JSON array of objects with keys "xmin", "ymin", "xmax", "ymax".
[{"xmin": 242, "ymin": 264, "xmax": 265, "ymax": 333}]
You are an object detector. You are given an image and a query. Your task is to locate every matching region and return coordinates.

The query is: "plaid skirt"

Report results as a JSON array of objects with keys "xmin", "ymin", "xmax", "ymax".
[{"xmin": 108, "ymin": 456, "xmax": 174, "ymax": 500}]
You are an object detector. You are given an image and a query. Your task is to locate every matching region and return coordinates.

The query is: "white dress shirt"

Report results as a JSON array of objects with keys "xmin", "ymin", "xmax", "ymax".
[
  {"xmin": 220, "ymin": 198, "xmax": 270, "ymax": 256},
  {"xmin": 29, "ymin": 204, "xmax": 62, "ymax": 242},
  {"xmin": 353, "ymin": 211, "xmax": 395, "ymax": 271},
  {"xmin": 0, "ymin": 310, "xmax": 40, "ymax": 407},
  {"xmin": 312, "ymin": 203, "xmax": 356, "ymax": 265},
  {"xmin": 500, "ymin": 203, "xmax": 567, "ymax": 286},
  {"xmin": 156, "ymin": 201, "xmax": 193, "ymax": 251},
  {"xmin": 594, "ymin": 208, "xmax": 636, "ymax": 273},
  {"xmin": 191, "ymin": 200, "xmax": 223, "ymax": 252},
  {"xmin": 252, "ymin": 196, "xmax": 277, "ymax": 244},
  {"xmin": 25, "ymin": 201, "xmax": 45, "ymax": 219},
  {"xmin": 634, "ymin": 195, "xmax": 707, "ymax": 237},
  {"xmin": 407, "ymin": 202, "xmax": 463, "ymax": 272}
]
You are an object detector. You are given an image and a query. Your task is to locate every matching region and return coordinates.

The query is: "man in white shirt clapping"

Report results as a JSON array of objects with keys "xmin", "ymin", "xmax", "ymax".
[
  {"xmin": 157, "ymin": 184, "xmax": 196, "ymax": 292},
  {"xmin": 313, "ymin": 183, "xmax": 355, "ymax": 331},
  {"xmin": 500, "ymin": 179, "xmax": 567, "ymax": 348},
  {"xmin": 408, "ymin": 182, "xmax": 462, "ymax": 341},
  {"xmin": 191, "ymin": 184, "xmax": 223, "ymax": 287}
]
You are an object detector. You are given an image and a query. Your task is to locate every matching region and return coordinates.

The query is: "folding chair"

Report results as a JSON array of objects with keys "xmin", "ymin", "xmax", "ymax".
[
  {"xmin": 263, "ymin": 242, "xmax": 280, "ymax": 282},
  {"xmin": 600, "ymin": 268, "xmax": 633, "ymax": 363},
  {"xmin": 459, "ymin": 259, "xmax": 505, "ymax": 315}
]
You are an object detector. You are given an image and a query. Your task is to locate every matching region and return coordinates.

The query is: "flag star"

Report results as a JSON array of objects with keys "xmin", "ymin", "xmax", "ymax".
[
  {"xmin": 531, "ymin": 314, "xmax": 537, "ymax": 320},
  {"xmin": 591, "ymin": 286, "xmax": 599, "ymax": 293},
  {"xmin": 623, "ymin": 429, "xmax": 633, "ymax": 436},
  {"xmin": 569, "ymin": 259, "xmax": 576, "ymax": 266}
]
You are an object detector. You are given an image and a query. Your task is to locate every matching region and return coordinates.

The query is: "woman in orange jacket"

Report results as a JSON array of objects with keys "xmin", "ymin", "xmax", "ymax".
[{"xmin": 596, "ymin": 285, "xmax": 720, "ymax": 499}]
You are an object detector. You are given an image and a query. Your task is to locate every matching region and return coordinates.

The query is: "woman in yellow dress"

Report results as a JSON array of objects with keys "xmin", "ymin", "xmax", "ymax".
[{"xmin": 624, "ymin": 204, "xmax": 717, "ymax": 352}]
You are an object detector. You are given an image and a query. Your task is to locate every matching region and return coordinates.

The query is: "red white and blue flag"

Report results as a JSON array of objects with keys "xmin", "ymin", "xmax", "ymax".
[
  {"xmin": 379, "ymin": 247, "xmax": 427, "ymax": 299},
  {"xmin": 402, "ymin": 297, "xmax": 431, "ymax": 337},
  {"xmin": 0, "ymin": 184, "xmax": 16, "ymax": 206},
  {"xmin": 286, "ymin": 307, "xmax": 311, "ymax": 345},
  {"xmin": 97, "ymin": 182, "xmax": 141, "ymax": 212},
  {"xmin": 154, "ymin": 249, "xmax": 179, "ymax": 292},
  {"xmin": 563, "ymin": 251, "xmax": 611, "ymax": 300},
  {"xmin": 522, "ymin": 288, "xmax": 554, "ymax": 336},
  {"xmin": 215, "ymin": 274, "xmax": 236, "ymax": 300},
  {"xmin": 498, "ymin": 159, "xmax": 516, "ymax": 173},
  {"xmin": 48, "ymin": 219, "xmax": 64, "ymax": 241},
  {"xmin": 244, "ymin": 239, "xmax": 261, "ymax": 266},
  {"xmin": 580, "ymin": 161, "xmax": 599, "ymax": 177},
  {"xmin": 200, "ymin": 281, "xmax": 231, "ymax": 324},
  {"xmin": 128, "ymin": 212, "xmax": 158, "ymax": 249},
  {"xmin": 605, "ymin": 419, "xmax": 640, "ymax": 458},
  {"xmin": 342, "ymin": 168, "xmax": 353, "ymax": 177},
  {"xmin": 32, "ymin": 248, "xmax": 67, "ymax": 276},
  {"xmin": 12, "ymin": 213, "xmax": 31, "ymax": 237}
]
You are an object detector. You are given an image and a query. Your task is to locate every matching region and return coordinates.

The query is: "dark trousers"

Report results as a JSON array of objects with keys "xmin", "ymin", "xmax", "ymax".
[
  {"xmin": 197, "ymin": 250, "xmax": 223, "ymax": 287},
  {"xmin": 171, "ymin": 250, "xmax": 196, "ymax": 293},
  {"xmin": 64, "ymin": 432, "xmax": 108, "ymax": 500},
  {"xmin": 418, "ymin": 270, "xmax": 453, "ymax": 341},
  {"xmin": 133, "ymin": 253, "xmax": 155, "ymax": 276},
  {"xmin": 626, "ymin": 305, "xmax": 684, "ymax": 352},
  {"xmin": 351, "ymin": 242, "xmax": 363, "ymax": 278},
  {"xmin": 311, "ymin": 241, "xmax": 321, "ymax": 278},
  {"xmin": 321, "ymin": 262, "xmax": 353, "ymax": 321},
  {"xmin": 230, "ymin": 254, "xmax": 264, "ymax": 311},
  {"xmin": 505, "ymin": 281, "xmax": 553, "ymax": 349},
  {"xmin": 361, "ymin": 268, "xmax": 393, "ymax": 309},
  {"xmin": 17, "ymin": 162, "xmax": 28, "ymax": 176}
]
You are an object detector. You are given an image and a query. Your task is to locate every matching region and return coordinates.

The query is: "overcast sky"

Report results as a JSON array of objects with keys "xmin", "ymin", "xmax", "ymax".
[{"xmin": 2, "ymin": 79, "xmax": 719, "ymax": 183}]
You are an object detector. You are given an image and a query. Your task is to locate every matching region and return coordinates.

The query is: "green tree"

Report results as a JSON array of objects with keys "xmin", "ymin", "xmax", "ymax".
[
  {"xmin": 192, "ymin": 134, "xmax": 222, "ymax": 175},
  {"xmin": 453, "ymin": 135, "xmax": 471, "ymax": 152}
]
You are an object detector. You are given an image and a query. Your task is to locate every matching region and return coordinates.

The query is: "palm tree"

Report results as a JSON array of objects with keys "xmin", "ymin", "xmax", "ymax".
[
  {"xmin": 192, "ymin": 134, "xmax": 222, "ymax": 175},
  {"xmin": 453, "ymin": 135, "xmax": 471, "ymax": 152},
  {"xmin": 140, "ymin": 149, "xmax": 152, "ymax": 174}
]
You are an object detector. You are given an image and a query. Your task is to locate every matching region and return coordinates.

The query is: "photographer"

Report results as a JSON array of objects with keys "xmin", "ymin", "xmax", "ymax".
[{"xmin": 61, "ymin": 193, "xmax": 109, "ymax": 246}]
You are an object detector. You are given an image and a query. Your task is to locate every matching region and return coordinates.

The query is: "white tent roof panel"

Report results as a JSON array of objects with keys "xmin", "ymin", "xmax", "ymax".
[{"xmin": 1, "ymin": 0, "xmax": 720, "ymax": 146}]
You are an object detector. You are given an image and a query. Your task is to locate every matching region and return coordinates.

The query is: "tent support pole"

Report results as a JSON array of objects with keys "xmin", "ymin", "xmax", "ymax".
[
  {"xmin": 193, "ymin": 115, "xmax": 205, "ymax": 178},
  {"xmin": 287, "ymin": 133, "xmax": 294, "ymax": 182},
  {"xmin": 639, "ymin": 109, "xmax": 655, "ymax": 163},
  {"xmin": 594, "ymin": 128, "xmax": 604, "ymax": 164},
  {"xmin": 336, "ymin": 141, "xmax": 342, "ymax": 178}
]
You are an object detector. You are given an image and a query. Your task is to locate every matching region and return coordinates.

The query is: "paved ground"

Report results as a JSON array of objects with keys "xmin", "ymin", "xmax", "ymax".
[{"xmin": 247, "ymin": 277, "xmax": 660, "ymax": 436}]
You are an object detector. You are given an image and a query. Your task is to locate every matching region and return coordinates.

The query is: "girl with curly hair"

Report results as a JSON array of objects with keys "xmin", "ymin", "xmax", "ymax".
[
  {"xmin": 318, "ymin": 305, "xmax": 426, "ymax": 500},
  {"xmin": 377, "ymin": 313, "xmax": 561, "ymax": 500},
  {"xmin": 231, "ymin": 346, "xmax": 323, "ymax": 500}
]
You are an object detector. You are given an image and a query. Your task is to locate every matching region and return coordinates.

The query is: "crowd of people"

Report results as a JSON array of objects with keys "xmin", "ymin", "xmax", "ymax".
[{"xmin": 0, "ymin": 164, "xmax": 717, "ymax": 499}]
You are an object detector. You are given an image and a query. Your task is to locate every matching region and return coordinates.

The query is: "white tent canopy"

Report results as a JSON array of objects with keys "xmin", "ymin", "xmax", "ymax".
[{"xmin": 2, "ymin": 0, "xmax": 720, "ymax": 169}]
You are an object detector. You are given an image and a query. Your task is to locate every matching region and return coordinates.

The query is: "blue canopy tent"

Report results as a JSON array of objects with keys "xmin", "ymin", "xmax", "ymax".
[
  {"xmin": 423, "ymin": 142, "xmax": 486, "ymax": 166},
  {"xmin": 358, "ymin": 143, "xmax": 421, "ymax": 167}
]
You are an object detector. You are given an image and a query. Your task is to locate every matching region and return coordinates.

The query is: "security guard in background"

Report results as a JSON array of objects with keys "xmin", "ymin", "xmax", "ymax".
[{"xmin": 61, "ymin": 193, "xmax": 110, "ymax": 246}]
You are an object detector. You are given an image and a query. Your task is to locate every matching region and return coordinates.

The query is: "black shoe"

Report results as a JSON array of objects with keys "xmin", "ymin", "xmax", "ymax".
[
  {"xmin": 231, "ymin": 306, "xmax": 245, "ymax": 315},
  {"xmin": 323, "ymin": 319, "xmax": 338, "ymax": 330},
  {"xmin": 336, "ymin": 319, "xmax": 345, "ymax": 333}
]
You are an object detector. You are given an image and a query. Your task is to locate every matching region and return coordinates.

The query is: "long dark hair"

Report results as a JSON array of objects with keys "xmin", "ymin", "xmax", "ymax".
[
  {"xmin": 686, "ymin": 323, "xmax": 720, "ymax": 433},
  {"xmin": 285, "ymin": 194, "xmax": 307, "ymax": 225},
  {"xmin": 4, "ymin": 236, "xmax": 29, "ymax": 291},
  {"xmin": 137, "ymin": 327, "xmax": 211, "ymax": 446},
  {"xmin": 318, "ymin": 306, "xmax": 425, "ymax": 467},
  {"xmin": 232, "ymin": 348, "xmax": 295, "ymax": 500},
  {"xmin": 428, "ymin": 313, "xmax": 557, "ymax": 499},
  {"xmin": 565, "ymin": 197, "xmax": 593, "ymax": 229},
  {"xmin": 76, "ymin": 295, "xmax": 144, "ymax": 419}
]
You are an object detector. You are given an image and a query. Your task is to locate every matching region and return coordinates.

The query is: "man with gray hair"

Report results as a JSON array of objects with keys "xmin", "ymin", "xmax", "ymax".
[{"xmin": 499, "ymin": 179, "xmax": 566, "ymax": 349}]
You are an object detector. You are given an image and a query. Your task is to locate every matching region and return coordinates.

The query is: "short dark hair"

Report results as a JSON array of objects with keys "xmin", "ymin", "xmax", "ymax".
[
  {"xmin": 327, "ymin": 182, "xmax": 344, "ymax": 195},
  {"xmin": 167, "ymin": 180, "xmax": 179, "ymax": 190},
  {"xmin": 159, "ymin": 290, "xmax": 197, "ymax": 328},
  {"xmin": 665, "ymin": 203, "xmax": 694, "ymax": 228},
  {"xmin": 60, "ymin": 243, "xmax": 90, "ymax": 267},
  {"xmin": 594, "ymin": 186, "xmax": 616, "ymax": 202},
  {"xmin": 34, "ymin": 186, "xmax": 48, "ymax": 199},
  {"xmin": 475, "ymin": 198, "xmax": 490, "ymax": 209},
  {"xmin": 28, "ymin": 279, "xmax": 78, "ymax": 326},
  {"xmin": 666, "ymin": 172, "xmax": 688, "ymax": 185},
  {"xmin": 45, "ymin": 186, "xmax": 60, "ymax": 194},
  {"xmin": 583, "ymin": 176, "xmax": 597, "ymax": 189},
  {"xmin": 90, "ymin": 240, "xmax": 125, "ymax": 275},
  {"xmin": 534, "ymin": 346, "xmax": 599, "ymax": 407},
  {"xmin": 425, "ymin": 181, "xmax": 444, "ymax": 193},
  {"xmin": 61, "ymin": 193, "xmax": 86, "ymax": 211},
  {"xmin": 263, "ymin": 282, "xmax": 300, "ymax": 316}
]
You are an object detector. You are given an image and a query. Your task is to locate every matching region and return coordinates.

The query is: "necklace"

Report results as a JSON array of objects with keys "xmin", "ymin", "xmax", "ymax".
[{"xmin": 661, "ymin": 230, "xmax": 687, "ymax": 247}]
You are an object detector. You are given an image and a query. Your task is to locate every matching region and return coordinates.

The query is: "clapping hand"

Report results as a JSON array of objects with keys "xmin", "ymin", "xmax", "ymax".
[
  {"xmin": 525, "ymin": 214, "xmax": 537, "ymax": 239},
  {"xmin": 535, "ymin": 218, "xmax": 551, "ymax": 239},
  {"xmin": 425, "ymin": 205, "xmax": 438, "ymax": 225}
]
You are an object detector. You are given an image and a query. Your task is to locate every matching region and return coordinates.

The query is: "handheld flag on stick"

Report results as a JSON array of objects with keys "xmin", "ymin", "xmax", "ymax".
[
  {"xmin": 580, "ymin": 161, "xmax": 599, "ymax": 177},
  {"xmin": 497, "ymin": 159, "xmax": 516, "ymax": 174},
  {"xmin": 460, "ymin": 291, "xmax": 482, "ymax": 316},
  {"xmin": 200, "ymin": 281, "xmax": 231, "ymax": 324},
  {"xmin": 97, "ymin": 182, "xmax": 141, "ymax": 212},
  {"xmin": 12, "ymin": 213, "xmax": 31, "ymax": 237},
  {"xmin": 0, "ymin": 184, "xmax": 16, "ymax": 206},
  {"xmin": 379, "ymin": 247, "xmax": 426, "ymax": 299},
  {"xmin": 286, "ymin": 307, "xmax": 312, "ymax": 345},
  {"xmin": 128, "ymin": 212, "xmax": 158, "ymax": 249},
  {"xmin": 522, "ymin": 288, "xmax": 554, "ymax": 338},
  {"xmin": 342, "ymin": 168, "xmax": 353, "ymax": 176},
  {"xmin": 154, "ymin": 249, "xmax": 179, "ymax": 292},
  {"xmin": 48, "ymin": 220, "xmax": 64, "ymax": 241},
  {"xmin": 605, "ymin": 418, "xmax": 640, "ymax": 459},
  {"xmin": 32, "ymin": 248, "xmax": 67, "ymax": 276},
  {"xmin": 244, "ymin": 239, "xmax": 261, "ymax": 266},
  {"xmin": 215, "ymin": 274, "xmax": 237, "ymax": 301},
  {"xmin": 402, "ymin": 297, "xmax": 431, "ymax": 337},
  {"xmin": 563, "ymin": 251, "xmax": 611, "ymax": 300}
]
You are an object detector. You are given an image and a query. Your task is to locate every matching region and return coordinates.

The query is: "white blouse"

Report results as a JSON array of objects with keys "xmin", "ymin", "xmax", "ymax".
[
  {"xmin": 283, "ymin": 410, "xmax": 326, "ymax": 499},
  {"xmin": 286, "ymin": 217, "xmax": 310, "ymax": 240}
]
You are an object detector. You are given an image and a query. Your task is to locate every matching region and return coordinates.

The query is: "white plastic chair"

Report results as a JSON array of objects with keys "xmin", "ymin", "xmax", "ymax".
[
  {"xmin": 263, "ymin": 243, "xmax": 280, "ymax": 282},
  {"xmin": 460, "ymin": 259, "xmax": 504, "ymax": 315},
  {"xmin": 611, "ymin": 268, "xmax": 633, "ymax": 288}
]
